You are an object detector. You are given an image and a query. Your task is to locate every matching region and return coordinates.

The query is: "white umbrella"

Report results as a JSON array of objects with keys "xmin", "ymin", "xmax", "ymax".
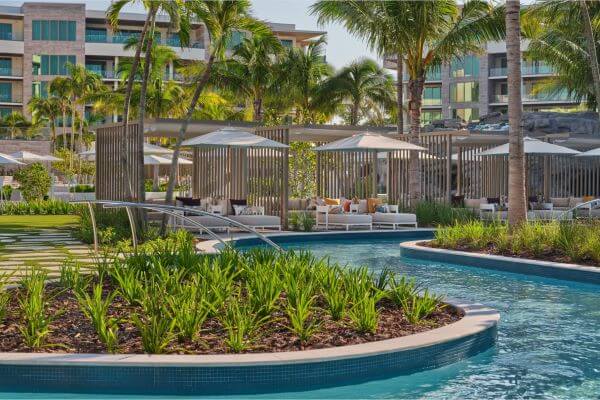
[
  {"xmin": 182, "ymin": 128, "xmax": 289, "ymax": 149},
  {"xmin": 0, "ymin": 152, "xmax": 24, "ymax": 165},
  {"xmin": 144, "ymin": 155, "xmax": 192, "ymax": 165},
  {"xmin": 476, "ymin": 136, "xmax": 580, "ymax": 156},
  {"xmin": 314, "ymin": 132, "xmax": 427, "ymax": 152},
  {"xmin": 9, "ymin": 151, "xmax": 62, "ymax": 162},
  {"xmin": 576, "ymin": 147, "xmax": 600, "ymax": 157}
]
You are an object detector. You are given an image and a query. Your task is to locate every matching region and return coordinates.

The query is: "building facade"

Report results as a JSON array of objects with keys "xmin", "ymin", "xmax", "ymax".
[
  {"xmin": 0, "ymin": 2, "xmax": 324, "ymax": 120},
  {"xmin": 384, "ymin": 40, "xmax": 583, "ymax": 126}
]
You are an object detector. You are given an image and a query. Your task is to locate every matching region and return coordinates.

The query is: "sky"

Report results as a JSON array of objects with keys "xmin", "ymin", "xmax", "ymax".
[{"xmin": 7, "ymin": 0, "xmax": 379, "ymax": 69}]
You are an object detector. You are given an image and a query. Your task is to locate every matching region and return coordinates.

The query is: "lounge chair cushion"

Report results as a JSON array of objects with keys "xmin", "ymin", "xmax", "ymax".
[
  {"xmin": 583, "ymin": 195, "xmax": 595, "ymax": 202},
  {"xmin": 464, "ymin": 198, "xmax": 483, "ymax": 209},
  {"xmin": 325, "ymin": 214, "xmax": 372, "ymax": 224},
  {"xmin": 186, "ymin": 215, "xmax": 230, "ymax": 228},
  {"xmin": 372, "ymin": 213, "xmax": 417, "ymax": 225},
  {"xmin": 230, "ymin": 215, "xmax": 281, "ymax": 227},
  {"xmin": 569, "ymin": 197, "xmax": 583, "ymax": 208},
  {"xmin": 358, "ymin": 199, "xmax": 368, "ymax": 213}
]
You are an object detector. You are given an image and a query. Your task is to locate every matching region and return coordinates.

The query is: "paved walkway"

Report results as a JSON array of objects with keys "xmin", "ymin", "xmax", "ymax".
[{"xmin": 0, "ymin": 230, "xmax": 95, "ymax": 281}]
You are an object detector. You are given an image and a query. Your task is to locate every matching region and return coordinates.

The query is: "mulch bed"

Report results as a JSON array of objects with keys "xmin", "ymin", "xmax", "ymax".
[
  {"xmin": 0, "ymin": 282, "xmax": 461, "ymax": 354},
  {"xmin": 423, "ymin": 240, "xmax": 599, "ymax": 267}
]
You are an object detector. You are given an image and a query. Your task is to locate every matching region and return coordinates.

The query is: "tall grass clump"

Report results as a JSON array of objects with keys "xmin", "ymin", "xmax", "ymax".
[
  {"xmin": 0, "ymin": 199, "xmax": 80, "ymax": 215},
  {"xmin": 433, "ymin": 220, "xmax": 600, "ymax": 266},
  {"xmin": 18, "ymin": 268, "xmax": 56, "ymax": 348},
  {"xmin": 415, "ymin": 201, "xmax": 477, "ymax": 227},
  {"xmin": 76, "ymin": 283, "xmax": 119, "ymax": 353}
]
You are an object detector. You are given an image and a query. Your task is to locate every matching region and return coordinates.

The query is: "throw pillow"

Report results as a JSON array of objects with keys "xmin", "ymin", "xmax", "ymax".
[
  {"xmin": 375, "ymin": 204, "xmax": 387, "ymax": 213},
  {"xmin": 486, "ymin": 197, "xmax": 500, "ymax": 205},
  {"xmin": 329, "ymin": 206, "xmax": 342, "ymax": 214},
  {"xmin": 451, "ymin": 195, "xmax": 465, "ymax": 207},
  {"xmin": 233, "ymin": 204, "xmax": 248, "ymax": 216},
  {"xmin": 342, "ymin": 200, "xmax": 352, "ymax": 213},
  {"xmin": 176, "ymin": 196, "xmax": 200, "ymax": 206},
  {"xmin": 324, "ymin": 197, "xmax": 340, "ymax": 206},
  {"xmin": 367, "ymin": 197, "xmax": 382, "ymax": 213},
  {"xmin": 583, "ymin": 195, "xmax": 594, "ymax": 202}
]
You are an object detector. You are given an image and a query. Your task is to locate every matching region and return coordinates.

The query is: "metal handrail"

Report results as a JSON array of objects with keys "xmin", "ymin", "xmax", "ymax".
[
  {"xmin": 73, "ymin": 200, "xmax": 283, "ymax": 252},
  {"xmin": 558, "ymin": 198, "xmax": 600, "ymax": 221}
]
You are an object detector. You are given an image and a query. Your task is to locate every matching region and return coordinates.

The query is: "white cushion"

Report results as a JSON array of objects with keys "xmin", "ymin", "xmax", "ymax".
[{"xmin": 372, "ymin": 213, "xmax": 417, "ymax": 224}]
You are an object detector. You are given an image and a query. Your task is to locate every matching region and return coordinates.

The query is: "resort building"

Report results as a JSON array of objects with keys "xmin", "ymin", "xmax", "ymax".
[
  {"xmin": 0, "ymin": 2, "xmax": 325, "ymax": 120},
  {"xmin": 384, "ymin": 40, "xmax": 583, "ymax": 126}
]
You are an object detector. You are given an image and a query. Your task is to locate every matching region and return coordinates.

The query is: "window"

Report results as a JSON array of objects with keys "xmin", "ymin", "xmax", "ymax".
[
  {"xmin": 112, "ymin": 30, "xmax": 141, "ymax": 43},
  {"xmin": 0, "ymin": 58, "xmax": 11, "ymax": 75},
  {"xmin": 86, "ymin": 62, "xmax": 105, "ymax": 75},
  {"xmin": 280, "ymin": 39, "xmax": 293, "ymax": 49},
  {"xmin": 426, "ymin": 65, "xmax": 441, "ymax": 81},
  {"xmin": 227, "ymin": 31, "xmax": 246, "ymax": 49},
  {"xmin": 450, "ymin": 82, "xmax": 479, "ymax": 103},
  {"xmin": 0, "ymin": 107, "xmax": 12, "ymax": 118},
  {"xmin": 86, "ymin": 28, "xmax": 107, "ymax": 43},
  {"xmin": 452, "ymin": 108, "xmax": 479, "ymax": 122},
  {"xmin": 32, "ymin": 20, "xmax": 76, "ymax": 41},
  {"xmin": 32, "ymin": 81, "xmax": 49, "ymax": 99},
  {"xmin": 421, "ymin": 110, "xmax": 443, "ymax": 126},
  {"xmin": 0, "ymin": 82, "xmax": 11, "ymax": 102},
  {"xmin": 451, "ymin": 55, "xmax": 479, "ymax": 78},
  {"xmin": 0, "ymin": 23, "xmax": 12, "ymax": 40},
  {"xmin": 33, "ymin": 55, "xmax": 76, "ymax": 76},
  {"xmin": 423, "ymin": 86, "xmax": 442, "ymax": 106}
]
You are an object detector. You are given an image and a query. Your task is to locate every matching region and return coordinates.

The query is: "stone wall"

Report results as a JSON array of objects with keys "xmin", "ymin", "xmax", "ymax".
[{"xmin": 0, "ymin": 139, "xmax": 51, "ymax": 154}]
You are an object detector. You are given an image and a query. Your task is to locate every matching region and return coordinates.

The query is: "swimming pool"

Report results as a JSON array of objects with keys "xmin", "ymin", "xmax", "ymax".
[{"xmin": 2, "ymin": 235, "xmax": 599, "ymax": 399}]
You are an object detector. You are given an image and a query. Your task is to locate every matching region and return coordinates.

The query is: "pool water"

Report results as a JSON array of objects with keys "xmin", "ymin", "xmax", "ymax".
[{"xmin": 2, "ymin": 237, "xmax": 600, "ymax": 399}]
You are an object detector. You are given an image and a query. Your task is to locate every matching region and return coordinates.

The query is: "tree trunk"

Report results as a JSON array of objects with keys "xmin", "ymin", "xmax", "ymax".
[
  {"xmin": 253, "ymin": 97, "xmax": 263, "ymax": 122},
  {"xmin": 50, "ymin": 119, "xmax": 56, "ymax": 152},
  {"xmin": 407, "ymin": 75, "xmax": 424, "ymax": 205},
  {"xmin": 506, "ymin": 0, "xmax": 527, "ymax": 227},
  {"xmin": 351, "ymin": 101, "xmax": 360, "ymax": 125},
  {"xmin": 69, "ymin": 106, "xmax": 76, "ymax": 169},
  {"xmin": 160, "ymin": 52, "xmax": 217, "ymax": 234},
  {"xmin": 137, "ymin": 9, "xmax": 157, "ymax": 204},
  {"xmin": 120, "ymin": 11, "xmax": 151, "ymax": 201},
  {"xmin": 580, "ymin": 0, "xmax": 600, "ymax": 117},
  {"xmin": 396, "ymin": 53, "xmax": 403, "ymax": 135},
  {"xmin": 61, "ymin": 110, "xmax": 67, "ymax": 149}
]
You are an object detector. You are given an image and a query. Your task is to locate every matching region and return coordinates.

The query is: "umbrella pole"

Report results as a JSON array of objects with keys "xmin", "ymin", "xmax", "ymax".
[
  {"xmin": 543, "ymin": 155, "xmax": 550, "ymax": 201},
  {"xmin": 372, "ymin": 150, "xmax": 378, "ymax": 198},
  {"xmin": 153, "ymin": 165, "xmax": 159, "ymax": 192}
]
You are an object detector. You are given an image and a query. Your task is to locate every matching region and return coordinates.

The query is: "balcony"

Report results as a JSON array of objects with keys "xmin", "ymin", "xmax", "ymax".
[
  {"xmin": 491, "ymin": 92, "xmax": 578, "ymax": 104},
  {"xmin": 0, "ymin": 67, "xmax": 22, "ymax": 78},
  {"xmin": 86, "ymin": 68, "xmax": 119, "ymax": 79},
  {"xmin": 489, "ymin": 65, "xmax": 556, "ymax": 77},
  {"xmin": 85, "ymin": 33, "xmax": 204, "ymax": 49},
  {"xmin": 0, "ymin": 32, "xmax": 23, "ymax": 41}
]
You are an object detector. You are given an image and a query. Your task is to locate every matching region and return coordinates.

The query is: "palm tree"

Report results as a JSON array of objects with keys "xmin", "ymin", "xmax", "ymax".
[
  {"xmin": 162, "ymin": 0, "xmax": 270, "ymax": 228},
  {"xmin": 108, "ymin": 0, "xmax": 186, "ymax": 201},
  {"xmin": 62, "ymin": 64, "xmax": 103, "ymax": 160},
  {"xmin": 525, "ymin": 0, "xmax": 600, "ymax": 114},
  {"xmin": 221, "ymin": 33, "xmax": 283, "ymax": 122},
  {"xmin": 275, "ymin": 36, "xmax": 333, "ymax": 124},
  {"xmin": 28, "ymin": 96, "xmax": 61, "ymax": 150},
  {"xmin": 48, "ymin": 77, "xmax": 72, "ymax": 148},
  {"xmin": 506, "ymin": 0, "xmax": 527, "ymax": 227},
  {"xmin": 316, "ymin": 58, "xmax": 394, "ymax": 125},
  {"xmin": 1, "ymin": 112, "xmax": 28, "ymax": 139},
  {"xmin": 313, "ymin": 0, "xmax": 505, "ymax": 205},
  {"xmin": 310, "ymin": 2, "xmax": 406, "ymax": 133},
  {"xmin": 580, "ymin": 0, "xmax": 600, "ymax": 118}
]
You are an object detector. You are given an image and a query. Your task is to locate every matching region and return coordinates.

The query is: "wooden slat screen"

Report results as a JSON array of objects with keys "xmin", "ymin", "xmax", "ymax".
[{"xmin": 96, "ymin": 123, "xmax": 142, "ymax": 201}]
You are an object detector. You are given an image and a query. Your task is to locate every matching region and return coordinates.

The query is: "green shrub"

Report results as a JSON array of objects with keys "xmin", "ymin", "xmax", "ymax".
[
  {"xmin": 75, "ymin": 208, "xmax": 132, "ymax": 245},
  {"xmin": 18, "ymin": 268, "xmax": 56, "ymax": 348},
  {"xmin": 69, "ymin": 184, "xmax": 94, "ymax": 193},
  {"xmin": 289, "ymin": 212, "xmax": 316, "ymax": 232},
  {"xmin": 401, "ymin": 290, "xmax": 444, "ymax": 324},
  {"xmin": 13, "ymin": 163, "xmax": 52, "ymax": 202},
  {"xmin": 0, "ymin": 199, "xmax": 79, "ymax": 215},
  {"xmin": 1, "ymin": 185, "xmax": 12, "ymax": 200},
  {"xmin": 415, "ymin": 201, "xmax": 477, "ymax": 227}
]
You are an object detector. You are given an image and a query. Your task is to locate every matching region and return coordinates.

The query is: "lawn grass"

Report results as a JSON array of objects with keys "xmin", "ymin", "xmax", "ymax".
[{"xmin": 0, "ymin": 215, "xmax": 80, "ymax": 233}]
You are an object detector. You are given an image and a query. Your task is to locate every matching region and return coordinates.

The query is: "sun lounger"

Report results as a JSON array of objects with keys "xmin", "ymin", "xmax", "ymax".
[
  {"xmin": 316, "ymin": 205, "xmax": 372, "ymax": 230},
  {"xmin": 372, "ymin": 212, "xmax": 418, "ymax": 229}
]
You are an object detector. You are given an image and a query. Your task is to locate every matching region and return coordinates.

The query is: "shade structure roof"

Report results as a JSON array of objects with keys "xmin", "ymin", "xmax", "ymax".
[
  {"xmin": 181, "ymin": 128, "xmax": 289, "ymax": 149},
  {"xmin": 80, "ymin": 142, "xmax": 173, "ymax": 157},
  {"xmin": 144, "ymin": 155, "xmax": 192, "ymax": 165},
  {"xmin": 476, "ymin": 136, "xmax": 580, "ymax": 156},
  {"xmin": 0, "ymin": 152, "xmax": 24, "ymax": 165},
  {"xmin": 576, "ymin": 147, "xmax": 600, "ymax": 157},
  {"xmin": 314, "ymin": 132, "xmax": 427, "ymax": 152},
  {"xmin": 9, "ymin": 151, "xmax": 62, "ymax": 162}
]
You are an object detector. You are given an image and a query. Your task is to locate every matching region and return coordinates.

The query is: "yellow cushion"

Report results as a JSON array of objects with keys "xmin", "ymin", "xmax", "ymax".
[
  {"xmin": 324, "ymin": 197, "xmax": 340, "ymax": 206},
  {"xmin": 583, "ymin": 195, "xmax": 594, "ymax": 202},
  {"xmin": 367, "ymin": 198, "xmax": 382, "ymax": 213}
]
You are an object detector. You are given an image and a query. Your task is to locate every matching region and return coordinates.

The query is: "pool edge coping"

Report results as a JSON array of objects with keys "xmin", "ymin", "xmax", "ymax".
[
  {"xmin": 0, "ymin": 299, "xmax": 498, "ymax": 367},
  {"xmin": 400, "ymin": 240, "xmax": 600, "ymax": 284}
]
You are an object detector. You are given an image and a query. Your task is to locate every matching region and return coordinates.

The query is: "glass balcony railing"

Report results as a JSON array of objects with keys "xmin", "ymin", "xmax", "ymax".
[
  {"xmin": 85, "ymin": 33, "xmax": 205, "ymax": 50},
  {"xmin": 0, "ymin": 32, "xmax": 23, "ymax": 41},
  {"xmin": 0, "ymin": 67, "xmax": 20, "ymax": 77},
  {"xmin": 0, "ymin": 95, "xmax": 12, "ymax": 102},
  {"xmin": 492, "ymin": 92, "xmax": 578, "ymax": 103},
  {"xmin": 86, "ymin": 68, "xmax": 118, "ymax": 79},
  {"xmin": 491, "ymin": 94, "xmax": 508, "ymax": 103},
  {"xmin": 423, "ymin": 98, "xmax": 442, "ymax": 106},
  {"xmin": 489, "ymin": 65, "xmax": 555, "ymax": 77},
  {"xmin": 85, "ymin": 33, "xmax": 107, "ymax": 43}
]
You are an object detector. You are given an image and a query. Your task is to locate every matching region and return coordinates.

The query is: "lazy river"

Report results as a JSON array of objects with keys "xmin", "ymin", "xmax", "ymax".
[{"xmin": 1, "ymin": 235, "xmax": 599, "ymax": 399}]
